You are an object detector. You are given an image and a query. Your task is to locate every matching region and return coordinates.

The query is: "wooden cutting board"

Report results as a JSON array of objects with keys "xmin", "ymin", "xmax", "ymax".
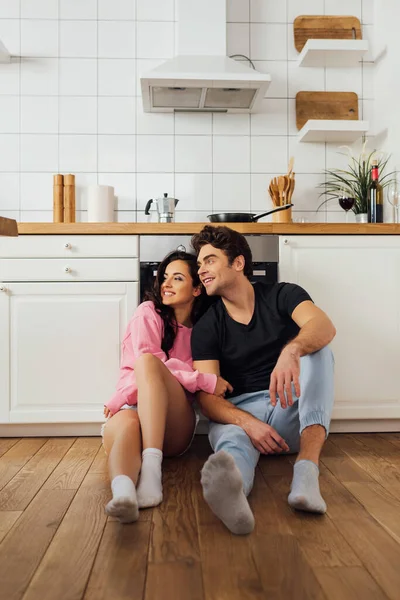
[
  {"xmin": 294, "ymin": 16, "xmax": 362, "ymax": 52},
  {"xmin": 0, "ymin": 216, "xmax": 18, "ymax": 236},
  {"xmin": 296, "ymin": 92, "xmax": 359, "ymax": 130}
]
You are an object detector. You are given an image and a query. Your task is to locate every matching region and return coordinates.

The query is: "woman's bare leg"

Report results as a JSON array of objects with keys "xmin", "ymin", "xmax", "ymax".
[
  {"xmin": 102, "ymin": 409, "xmax": 142, "ymax": 522},
  {"xmin": 103, "ymin": 409, "xmax": 142, "ymax": 482},
  {"xmin": 134, "ymin": 353, "xmax": 197, "ymax": 506}
]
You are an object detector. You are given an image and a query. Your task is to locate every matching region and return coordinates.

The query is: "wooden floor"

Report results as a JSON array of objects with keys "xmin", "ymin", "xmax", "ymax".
[{"xmin": 0, "ymin": 433, "xmax": 400, "ymax": 600}]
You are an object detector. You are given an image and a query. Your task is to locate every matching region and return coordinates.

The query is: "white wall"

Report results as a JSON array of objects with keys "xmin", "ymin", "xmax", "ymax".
[
  {"xmin": 0, "ymin": 0, "xmax": 374, "ymax": 224},
  {"xmin": 374, "ymin": 1, "xmax": 400, "ymax": 167}
]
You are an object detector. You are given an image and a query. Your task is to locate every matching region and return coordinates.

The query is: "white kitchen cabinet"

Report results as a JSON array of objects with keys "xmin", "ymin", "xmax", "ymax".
[
  {"xmin": 0, "ymin": 282, "xmax": 138, "ymax": 424},
  {"xmin": 279, "ymin": 236, "xmax": 400, "ymax": 428},
  {"xmin": 0, "ymin": 235, "xmax": 139, "ymax": 432}
]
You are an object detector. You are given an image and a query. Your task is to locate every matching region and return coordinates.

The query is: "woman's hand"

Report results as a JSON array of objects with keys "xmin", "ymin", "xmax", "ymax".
[
  {"xmin": 103, "ymin": 406, "xmax": 113, "ymax": 419},
  {"xmin": 214, "ymin": 376, "xmax": 233, "ymax": 397}
]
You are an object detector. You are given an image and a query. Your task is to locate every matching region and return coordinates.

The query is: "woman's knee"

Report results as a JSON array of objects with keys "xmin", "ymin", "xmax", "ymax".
[
  {"xmin": 134, "ymin": 353, "xmax": 164, "ymax": 374},
  {"xmin": 103, "ymin": 410, "xmax": 140, "ymax": 448}
]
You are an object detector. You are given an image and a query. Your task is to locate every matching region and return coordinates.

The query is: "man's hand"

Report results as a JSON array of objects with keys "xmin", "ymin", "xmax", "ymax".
[
  {"xmin": 243, "ymin": 418, "xmax": 289, "ymax": 454},
  {"xmin": 269, "ymin": 344, "xmax": 301, "ymax": 409},
  {"xmin": 214, "ymin": 376, "xmax": 233, "ymax": 397}
]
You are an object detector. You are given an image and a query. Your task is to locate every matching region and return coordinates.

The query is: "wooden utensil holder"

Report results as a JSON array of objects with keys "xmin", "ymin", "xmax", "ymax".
[{"xmin": 272, "ymin": 207, "xmax": 292, "ymax": 223}]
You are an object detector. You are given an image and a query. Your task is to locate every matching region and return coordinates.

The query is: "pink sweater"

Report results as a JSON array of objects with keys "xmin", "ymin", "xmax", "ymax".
[{"xmin": 106, "ymin": 301, "xmax": 217, "ymax": 414}]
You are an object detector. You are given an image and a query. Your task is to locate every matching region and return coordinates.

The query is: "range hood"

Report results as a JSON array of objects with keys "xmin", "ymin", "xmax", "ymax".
[{"xmin": 140, "ymin": 0, "xmax": 271, "ymax": 114}]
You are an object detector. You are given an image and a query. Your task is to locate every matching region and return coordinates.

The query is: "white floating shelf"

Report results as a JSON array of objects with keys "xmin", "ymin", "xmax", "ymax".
[
  {"xmin": 298, "ymin": 119, "xmax": 369, "ymax": 143},
  {"xmin": 0, "ymin": 39, "xmax": 11, "ymax": 63},
  {"xmin": 297, "ymin": 39, "xmax": 369, "ymax": 68}
]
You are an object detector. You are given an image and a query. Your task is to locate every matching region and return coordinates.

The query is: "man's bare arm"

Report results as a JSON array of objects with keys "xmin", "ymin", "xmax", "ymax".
[
  {"xmin": 193, "ymin": 359, "xmax": 254, "ymax": 427},
  {"xmin": 194, "ymin": 360, "xmax": 289, "ymax": 454},
  {"xmin": 285, "ymin": 300, "xmax": 336, "ymax": 357}
]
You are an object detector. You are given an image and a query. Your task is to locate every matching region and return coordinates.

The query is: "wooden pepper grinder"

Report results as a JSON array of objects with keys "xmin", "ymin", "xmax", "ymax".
[
  {"xmin": 53, "ymin": 174, "xmax": 64, "ymax": 223},
  {"xmin": 64, "ymin": 174, "xmax": 76, "ymax": 223}
]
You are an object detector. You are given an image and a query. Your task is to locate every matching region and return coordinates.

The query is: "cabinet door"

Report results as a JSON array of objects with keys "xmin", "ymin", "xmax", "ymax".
[
  {"xmin": 2, "ymin": 282, "xmax": 138, "ymax": 424},
  {"xmin": 279, "ymin": 236, "xmax": 400, "ymax": 420},
  {"xmin": 0, "ymin": 284, "xmax": 10, "ymax": 422}
]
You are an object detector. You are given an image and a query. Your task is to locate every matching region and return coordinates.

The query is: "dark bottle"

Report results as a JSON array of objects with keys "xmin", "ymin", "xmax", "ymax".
[{"xmin": 368, "ymin": 161, "xmax": 383, "ymax": 223}]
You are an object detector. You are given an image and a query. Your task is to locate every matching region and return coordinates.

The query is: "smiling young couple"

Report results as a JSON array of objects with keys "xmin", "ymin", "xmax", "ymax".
[{"xmin": 102, "ymin": 226, "xmax": 336, "ymax": 535}]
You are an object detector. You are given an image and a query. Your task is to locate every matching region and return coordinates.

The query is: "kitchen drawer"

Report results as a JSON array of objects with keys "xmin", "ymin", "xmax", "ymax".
[
  {"xmin": 0, "ymin": 235, "xmax": 138, "ymax": 258},
  {"xmin": 0, "ymin": 258, "xmax": 138, "ymax": 282}
]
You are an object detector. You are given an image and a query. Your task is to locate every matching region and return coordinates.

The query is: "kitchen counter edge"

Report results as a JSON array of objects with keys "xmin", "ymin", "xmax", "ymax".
[{"xmin": 15, "ymin": 223, "xmax": 400, "ymax": 235}]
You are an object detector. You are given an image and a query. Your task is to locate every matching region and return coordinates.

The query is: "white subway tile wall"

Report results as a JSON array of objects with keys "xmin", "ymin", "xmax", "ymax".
[{"xmin": 0, "ymin": 0, "xmax": 374, "ymax": 223}]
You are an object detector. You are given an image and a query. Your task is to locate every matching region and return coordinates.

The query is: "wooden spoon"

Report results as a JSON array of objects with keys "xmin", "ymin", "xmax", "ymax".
[{"xmin": 287, "ymin": 156, "xmax": 295, "ymax": 178}]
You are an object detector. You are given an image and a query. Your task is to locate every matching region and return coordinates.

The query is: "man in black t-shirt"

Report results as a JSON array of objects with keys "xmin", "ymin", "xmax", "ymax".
[{"xmin": 191, "ymin": 226, "xmax": 336, "ymax": 535}]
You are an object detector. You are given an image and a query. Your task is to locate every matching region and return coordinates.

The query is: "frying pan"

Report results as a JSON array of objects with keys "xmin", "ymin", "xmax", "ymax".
[{"xmin": 207, "ymin": 204, "xmax": 293, "ymax": 223}]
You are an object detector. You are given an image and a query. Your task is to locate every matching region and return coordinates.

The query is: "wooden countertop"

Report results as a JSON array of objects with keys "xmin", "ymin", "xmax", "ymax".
[{"xmin": 15, "ymin": 222, "xmax": 400, "ymax": 235}]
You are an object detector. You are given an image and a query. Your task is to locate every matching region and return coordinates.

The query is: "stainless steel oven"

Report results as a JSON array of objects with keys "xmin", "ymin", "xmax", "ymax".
[{"xmin": 139, "ymin": 235, "xmax": 278, "ymax": 302}]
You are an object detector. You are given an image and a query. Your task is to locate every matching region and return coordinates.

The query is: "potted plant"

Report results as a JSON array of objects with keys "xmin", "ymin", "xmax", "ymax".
[{"xmin": 318, "ymin": 145, "xmax": 396, "ymax": 222}]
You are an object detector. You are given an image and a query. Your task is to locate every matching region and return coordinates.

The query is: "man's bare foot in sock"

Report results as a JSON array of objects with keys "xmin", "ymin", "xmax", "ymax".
[{"xmin": 201, "ymin": 451, "xmax": 255, "ymax": 535}]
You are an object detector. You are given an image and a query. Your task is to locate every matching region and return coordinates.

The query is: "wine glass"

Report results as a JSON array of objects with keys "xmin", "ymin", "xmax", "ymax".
[
  {"xmin": 338, "ymin": 193, "xmax": 355, "ymax": 223},
  {"xmin": 387, "ymin": 180, "xmax": 400, "ymax": 223}
]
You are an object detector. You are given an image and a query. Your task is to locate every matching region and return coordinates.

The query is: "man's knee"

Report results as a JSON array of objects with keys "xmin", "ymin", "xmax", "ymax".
[
  {"xmin": 209, "ymin": 423, "xmax": 249, "ymax": 449},
  {"xmin": 301, "ymin": 345, "xmax": 334, "ymax": 372}
]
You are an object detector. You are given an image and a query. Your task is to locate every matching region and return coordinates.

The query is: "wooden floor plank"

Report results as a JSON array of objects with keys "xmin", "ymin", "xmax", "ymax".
[
  {"xmin": 0, "ymin": 438, "xmax": 75, "ymax": 510},
  {"xmin": 88, "ymin": 443, "xmax": 107, "ymax": 474},
  {"xmin": 263, "ymin": 471, "xmax": 361, "ymax": 568},
  {"xmin": 318, "ymin": 463, "xmax": 369, "ymax": 520},
  {"xmin": 352, "ymin": 434, "xmax": 400, "ymax": 469},
  {"xmin": 22, "ymin": 473, "xmax": 109, "ymax": 600},
  {"xmin": 0, "ymin": 489, "xmax": 75, "ymax": 600},
  {"xmin": 0, "ymin": 439, "xmax": 20, "ymax": 459},
  {"xmin": 330, "ymin": 434, "xmax": 400, "ymax": 498},
  {"xmin": 250, "ymin": 466, "xmax": 292, "ymax": 535},
  {"xmin": 333, "ymin": 516, "xmax": 400, "ymax": 600},
  {"xmin": 320, "ymin": 439, "xmax": 374, "ymax": 483},
  {"xmin": 0, "ymin": 511, "xmax": 22, "ymax": 543},
  {"xmin": 380, "ymin": 433, "xmax": 400, "ymax": 449},
  {"xmin": 251, "ymin": 534, "xmax": 327, "ymax": 599},
  {"xmin": 344, "ymin": 482, "xmax": 400, "ymax": 544},
  {"xmin": 314, "ymin": 567, "xmax": 388, "ymax": 600},
  {"xmin": 149, "ymin": 454, "xmax": 201, "ymax": 564},
  {"xmin": 0, "ymin": 439, "xmax": 48, "ymax": 491},
  {"xmin": 198, "ymin": 524, "xmax": 266, "ymax": 600},
  {"xmin": 84, "ymin": 521, "xmax": 151, "ymax": 600},
  {"xmin": 43, "ymin": 438, "xmax": 101, "ymax": 490},
  {"xmin": 145, "ymin": 562, "xmax": 204, "ymax": 600}
]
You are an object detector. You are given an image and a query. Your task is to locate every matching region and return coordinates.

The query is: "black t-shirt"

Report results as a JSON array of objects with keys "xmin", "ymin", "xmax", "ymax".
[{"xmin": 191, "ymin": 282, "xmax": 312, "ymax": 398}]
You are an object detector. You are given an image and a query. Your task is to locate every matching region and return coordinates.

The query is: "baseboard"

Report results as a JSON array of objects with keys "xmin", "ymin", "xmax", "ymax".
[{"xmin": 1, "ymin": 418, "xmax": 399, "ymax": 437}]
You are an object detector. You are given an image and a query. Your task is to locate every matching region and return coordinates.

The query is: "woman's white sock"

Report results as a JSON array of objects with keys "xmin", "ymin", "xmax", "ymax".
[
  {"xmin": 105, "ymin": 474, "xmax": 139, "ymax": 523},
  {"xmin": 137, "ymin": 448, "xmax": 163, "ymax": 508}
]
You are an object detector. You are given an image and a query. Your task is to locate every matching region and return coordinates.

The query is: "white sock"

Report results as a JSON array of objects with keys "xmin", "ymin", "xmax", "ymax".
[
  {"xmin": 288, "ymin": 459, "xmax": 327, "ymax": 514},
  {"xmin": 137, "ymin": 448, "xmax": 163, "ymax": 508},
  {"xmin": 105, "ymin": 474, "xmax": 139, "ymax": 523},
  {"xmin": 201, "ymin": 451, "xmax": 255, "ymax": 535}
]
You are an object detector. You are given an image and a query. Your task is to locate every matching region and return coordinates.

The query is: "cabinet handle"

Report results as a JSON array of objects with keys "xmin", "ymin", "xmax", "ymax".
[
  {"xmin": 64, "ymin": 266, "xmax": 71, "ymax": 273},
  {"xmin": 0, "ymin": 286, "xmax": 6, "ymax": 292},
  {"xmin": 284, "ymin": 239, "xmax": 289, "ymax": 245},
  {"xmin": 64, "ymin": 243, "xmax": 71, "ymax": 249}
]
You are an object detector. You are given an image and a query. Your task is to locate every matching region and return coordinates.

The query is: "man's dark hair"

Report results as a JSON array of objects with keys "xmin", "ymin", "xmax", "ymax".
[{"xmin": 191, "ymin": 226, "xmax": 253, "ymax": 279}]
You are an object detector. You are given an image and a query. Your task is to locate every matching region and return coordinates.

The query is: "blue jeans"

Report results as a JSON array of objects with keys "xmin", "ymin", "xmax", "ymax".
[{"xmin": 208, "ymin": 346, "xmax": 335, "ymax": 496}]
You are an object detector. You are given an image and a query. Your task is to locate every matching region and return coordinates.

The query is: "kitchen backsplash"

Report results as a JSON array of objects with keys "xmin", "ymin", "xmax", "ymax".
[{"xmin": 0, "ymin": 0, "xmax": 374, "ymax": 223}]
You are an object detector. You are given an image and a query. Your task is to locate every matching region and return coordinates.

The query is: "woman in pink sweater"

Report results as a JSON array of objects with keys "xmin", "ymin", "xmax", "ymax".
[{"xmin": 102, "ymin": 250, "xmax": 232, "ymax": 523}]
